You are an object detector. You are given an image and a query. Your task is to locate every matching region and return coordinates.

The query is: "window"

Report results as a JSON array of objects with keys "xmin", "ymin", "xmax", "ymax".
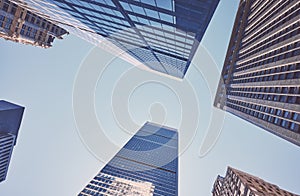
[
  {"xmin": 284, "ymin": 111, "xmax": 290, "ymax": 118},
  {"xmin": 281, "ymin": 120, "xmax": 287, "ymax": 127},
  {"xmin": 293, "ymin": 113, "xmax": 300, "ymax": 122},
  {"xmin": 20, "ymin": 24, "xmax": 26, "ymax": 35},
  {"xmin": 274, "ymin": 117, "xmax": 280, "ymax": 125},
  {"xmin": 0, "ymin": 15, "xmax": 4, "ymax": 27},
  {"xmin": 276, "ymin": 109, "xmax": 282, "ymax": 116},
  {"xmin": 290, "ymin": 123, "xmax": 299, "ymax": 132},
  {"xmin": 4, "ymin": 18, "xmax": 12, "ymax": 29}
]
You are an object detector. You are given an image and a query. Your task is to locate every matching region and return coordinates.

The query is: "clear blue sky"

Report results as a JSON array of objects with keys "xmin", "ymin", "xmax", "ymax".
[{"xmin": 1, "ymin": 1, "xmax": 300, "ymax": 195}]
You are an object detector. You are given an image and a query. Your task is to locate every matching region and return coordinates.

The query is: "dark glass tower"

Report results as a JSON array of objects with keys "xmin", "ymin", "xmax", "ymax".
[
  {"xmin": 214, "ymin": 0, "xmax": 300, "ymax": 146},
  {"xmin": 212, "ymin": 167, "xmax": 299, "ymax": 196},
  {"xmin": 78, "ymin": 121, "xmax": 178, "ymax": 196},
  {"xmin": 0, "ymin": 100, "xmax": 24, "ymax": 182},
  {"xmin": 0, "ymin": 133, "xmax": 15, "ymax": 182},
  {"xmin": 12, "ymin": 0, "xmax": 219, "ymax": 78}
]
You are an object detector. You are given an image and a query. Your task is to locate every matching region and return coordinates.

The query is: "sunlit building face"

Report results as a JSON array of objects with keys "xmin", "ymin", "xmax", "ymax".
[{"xmin": 214, "ymin": 0, "xmax": 300, "ymax": 146}]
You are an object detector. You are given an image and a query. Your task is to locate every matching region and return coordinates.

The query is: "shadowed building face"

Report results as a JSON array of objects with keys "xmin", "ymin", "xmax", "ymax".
[{"xmin": 0, "ymin": 100, "xmax": 24, "ymax": 183}]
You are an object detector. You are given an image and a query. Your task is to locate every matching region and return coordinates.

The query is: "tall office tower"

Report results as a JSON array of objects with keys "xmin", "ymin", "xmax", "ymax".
[
  {"xmin": 0, "ymin": 100, "xmax": 24, "ymax": 182},
  {"xmin": 214, "ymin": 0, "xmax": 300, "ymax": 146},
  {"xmin": 0, "ymin": 0, "xmax": 67, "ymax": 47},
  {"xmin": 78, "ymin": 122, "xmax": 178, "ymax": 196},
  {"xmin": 212, "ymin": 167, "xmax": 298, "ymax": 196},
  {"xmin": 11, "ymin": 0, "xmax": 220, "ymax": 78},
  {"xmin": 0, "ymin": 133, "xmax": 15, "ymax": 182}
]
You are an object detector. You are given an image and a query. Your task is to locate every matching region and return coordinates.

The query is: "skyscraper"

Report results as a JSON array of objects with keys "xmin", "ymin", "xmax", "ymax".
[
  {"xmin": 0, "ymin": 0, "xmax": 68, "ymax": 47},
  {"xmin": 11, "ymin": 0, "xmax": 220, "ymax": 78},
  {"xmin": 0, "ymin": 100, "xmax": 24, "ymax": 182},
  {"xmin": 214, "ymin": 0, "xmax": 300, "ymax": 146},
  {"xmin": 78, "ymin": 121, "xmax": 178, "ymax": 196},
  {"xmin": 0, "ymin": 133, "xmax": 15, "ymax": 182},
  {"xmin": 212, "ymin": 167, "xmax": 299, "ymax": 196}
]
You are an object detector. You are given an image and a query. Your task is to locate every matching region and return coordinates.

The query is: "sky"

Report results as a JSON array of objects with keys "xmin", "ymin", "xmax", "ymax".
[{"xmin": 1, "ymin": 0, "xmax": 300, "ymax": 195}]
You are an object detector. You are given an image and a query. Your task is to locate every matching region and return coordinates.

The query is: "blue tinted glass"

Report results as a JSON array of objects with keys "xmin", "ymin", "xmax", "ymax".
[
  {"xmin": 293, "ymin": 113, "xmax": 298, "ymax": 121},
  {"xmin": 145, "ymin": 8, "xmax": 159, "ymax": 19},
  {"xmin": 155, "ymin": 0, "xmax": 172, "ymax": 11},
  {"xmin": 137, "ymin": 16, "xmax": 150, "ymax": 25},
  {"xmin": 50, "ymin": 0, "xmax": 219, "ymax": 78},
  {"xmin": 141, "ymin": 0, "xmax": 156, "ymax": 7},
  {"xmin": 103, "ymin": 0, "xmax": 115, "ymax": 7},
  {"xmin": 53, "ymin": 1, "xmax": 72, "ymax": 10},
  {"xmin": 119, "ymin": 1, "xmax": 132, "ymax": 11},
  {"xmin": 130, "ymin": 4, "xmax": 145, "ymax": 15},
  {"xmin": 159, "ymin": 12, "xmax": 173, "ymax": 23},
  {"xmin": 79, "ymin": 122, "xmax": 178, "ymax": 195}
]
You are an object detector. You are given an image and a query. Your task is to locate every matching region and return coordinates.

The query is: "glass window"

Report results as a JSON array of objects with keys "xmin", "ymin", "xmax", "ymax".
[
  {"xmin": 284, "ymin": 111, "xmax": 290, "ymax": 118},
  {"xmin": 120, "ymin": 2, "xmax": 132, "ymax": 11},
  {"xmin": 290, "ymin": 123, "xmax": 299, "ymax": 132},
  {"xmin": 129, "ymin": 14, "xmax": 139, "ymax": 22},
  {"xmin": 276, "ymin": 109, "xmax": 282, "ymax": 116},
  {"xmin": 293, "ymin": 113, "xmax": 299, "ymax": 121},
  {"xmin": 145, "ymin": 8, "xmax": 159, "ymax": 19},
  {"xmin": 0, "ymin": 15, "xmax": 4, "ymax": 27},
  {"xmin": 20, "ymin": 24, "xmax": 26, "ymax": 35},
  {"xmin": 281, "ymin": 120, "xmax": 287, "ymax": 127},
  {"xmin": 4, "ymin": 18, "xmax": 12, "ymax": 29},
  {"xmin": 101, "ymin": 6, "xmax": 117, "ymax": 15},
  {"xmin": 130, "ymin": 4, "xmax": 146, "ymax": 15},
  {"xmin": 150, "ymin": 20, "xmax": 161, "ymax": 27},
  {"xmin": 103, "ymin": 0, "xmax": 115, "ymax": 7},
  {"xmin": 159, "ymin": 12, "xmax": 173, "ymax": 23},
  {"xmin": 54, "ymin": 1, "xmax": 73, "ymax": 10},
  {"xmin": 137, "ymin": 16, "xmax": 150, "ymax": 25},
  {"xmin": 141, "ymin": 0, "xmax": 156, "ymax": 7},
  {"xmin": 156, "ymin": 0, "xmax": 173, "ymax": 11}
]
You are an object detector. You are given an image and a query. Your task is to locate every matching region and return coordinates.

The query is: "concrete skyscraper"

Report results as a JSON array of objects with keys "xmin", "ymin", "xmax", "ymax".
[
  {"xmin": 0, "ymin": 0, "xmax": 68, "ymax": 47},
  {"xmin": 11, "ymin": 0, "xmax": 220, "ymax": 78},
  {"xmin": 0, "ymin": 100, "xmax": 24, "ymax": 182},
  {"xmin": 78, "ymin": 122, "xmax": 178, "ymax": 196},
  {"xmin": 214, "ymin": 0, "xmax": 300, "ymax": 146},
  {"xmin": 212, "ymin": 167, "xmax": 299, "ymax": 196}
]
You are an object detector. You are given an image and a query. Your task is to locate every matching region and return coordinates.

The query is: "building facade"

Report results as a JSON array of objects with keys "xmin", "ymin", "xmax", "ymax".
[
  {"xmin": 78, "ymin": 122, "xmax": 178, "ymax": 196},
  {"xmin": 11, "ymin": 0, "xmax": 219, "ymax": 78},
  {"xmin": 0, "ymin": 0, "xmax": 67, "ymax": 47},
  {"xmin": 0, "ymin": 133, "xmax": 15, "ymax": 182},
  {"xmin": 0, "ymin": 100, "xmax": 24, "ymax": 182},
  {"xmin": 214, "ymin": 0, "xmax": 300, "ymax": 146},
  {"xmin": 212, "ymin": 167, "xmax": 299, "ymax": 196}
]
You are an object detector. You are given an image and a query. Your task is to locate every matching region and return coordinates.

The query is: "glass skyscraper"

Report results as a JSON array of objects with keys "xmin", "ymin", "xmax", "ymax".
[
  {"xmin": 212, "ymin": 167, "xmax": 299, "ymax": 196},
  {"xmin": 11, "ymin": 0, "xmax": 219, "ymax": 78},
  {"xmin": 78, "ymin": 121, "xmax": 178, "ymax": 196},
  {"xmin": 0, "ymin": 100, "xmax": 24, "ymax": 182},
  {"xmin": 214, "ymin": 0, "xmax": 300, "ymax": 146},
  {"xmin": 0, "ymin": 133, "xmax": 15, "ymax": 182}
]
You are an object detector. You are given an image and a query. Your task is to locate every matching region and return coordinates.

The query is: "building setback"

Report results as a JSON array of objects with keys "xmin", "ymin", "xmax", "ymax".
[
  {"xmin": 0, "ymin": 0, "xmax": 67, "ymax": 47},
  {"xmin": 11, "ymin": 0, "xmax": 219, "ymax": 78},
  {"xmin": 78, "ymin": 122, "xmax": 178, "ymax": 196},
  {"xmin": 214, "ymin": 0, "xmax": 300, "ymax": 146},
  {"xmin": 212, "ymin": 167, "xmax": 299, "ymax": 196},
  {"xmin": 0, "ymin": 100, "xmax": 24, "ymax": 182}
]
